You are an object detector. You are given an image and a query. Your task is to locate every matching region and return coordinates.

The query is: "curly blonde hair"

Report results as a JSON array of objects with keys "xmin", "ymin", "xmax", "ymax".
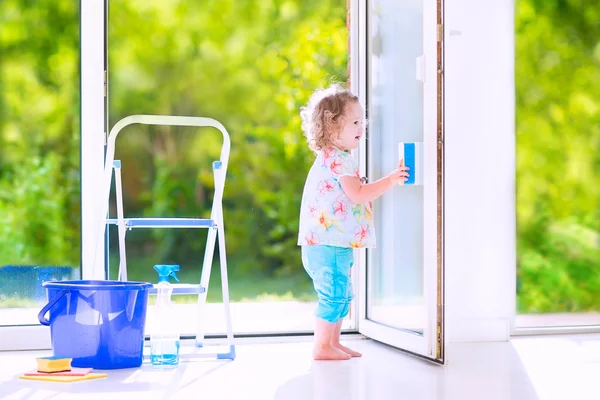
[{"xmin": 300, "ymin": 84, "xmax": 359, "ymax": 152}]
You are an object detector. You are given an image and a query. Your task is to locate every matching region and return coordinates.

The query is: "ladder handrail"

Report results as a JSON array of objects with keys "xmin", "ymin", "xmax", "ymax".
[{"xmin": 92, "ymin": 114, "xmax": 231, "ymax": 279}]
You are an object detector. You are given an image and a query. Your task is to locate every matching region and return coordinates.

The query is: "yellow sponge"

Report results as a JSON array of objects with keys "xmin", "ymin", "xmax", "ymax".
[{"xmin": 36, "ymin": 356, "xmax": 72, "ymax": 373}]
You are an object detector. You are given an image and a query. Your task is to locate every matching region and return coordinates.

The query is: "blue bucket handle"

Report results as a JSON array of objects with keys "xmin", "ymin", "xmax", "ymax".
[{"xmin": 38, "ymin": 289, "xmax": 69, "ymax": 326}]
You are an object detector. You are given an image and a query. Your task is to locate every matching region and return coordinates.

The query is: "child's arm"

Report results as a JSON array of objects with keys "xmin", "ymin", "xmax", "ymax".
[{"xmin": 339, "ymin": 160, "xmax": 409, "ymax": 204}]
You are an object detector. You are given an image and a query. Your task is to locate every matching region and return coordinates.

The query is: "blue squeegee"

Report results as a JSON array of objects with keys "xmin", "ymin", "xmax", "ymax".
[{"xmin": 398, "ymin": 142, "xmax": 423, "ymax": 185}]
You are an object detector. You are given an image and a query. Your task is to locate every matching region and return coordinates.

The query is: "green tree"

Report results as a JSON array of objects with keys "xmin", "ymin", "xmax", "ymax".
[
  {"xmin": 516, "ymin": 0, "xmax": 600, "ymax": 312},
  {"xmin": 0, "ymin": 0, "xmax": 80, "ymax": 266}
]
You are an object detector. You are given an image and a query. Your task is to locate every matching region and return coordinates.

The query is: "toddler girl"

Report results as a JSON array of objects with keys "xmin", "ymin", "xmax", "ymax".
[{"xmin": 298, "ymin": 84, "xmax": 409, "ymax": 360}]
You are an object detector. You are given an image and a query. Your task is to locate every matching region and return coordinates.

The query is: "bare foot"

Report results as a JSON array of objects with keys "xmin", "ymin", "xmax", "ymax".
[
  {"xmin": 313, "ymin": 344, "xmax": 352, "ymax": 360},
  {"xmin": 332, "ymin": 343, "xmax": 362, "ymax": 357}
]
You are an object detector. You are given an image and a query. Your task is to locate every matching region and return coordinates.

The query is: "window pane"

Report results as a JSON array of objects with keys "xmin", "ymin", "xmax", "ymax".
[
  {"xmin": 367, "ymin": 0, "xmax": 426, "ymax": 334},
  {"xmin": 0, "ymin": 1, "xmax": 81, "ymax": 325},
  {"xmin": 515, "ymin": 0, "xmax": 600, "ymax": 327},
  {"xmin": 515, "ymin": 1, "xmax": 600, "ymax": 327},
  {"xmin": 107, "ymin": 0, "xmax": 350, "ymax": 335}
]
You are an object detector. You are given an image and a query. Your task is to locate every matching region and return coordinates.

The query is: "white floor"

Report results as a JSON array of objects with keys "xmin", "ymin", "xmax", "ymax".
[{"xmin": 0, "ymin": 334, "xmax": 598, "ymax": 400}]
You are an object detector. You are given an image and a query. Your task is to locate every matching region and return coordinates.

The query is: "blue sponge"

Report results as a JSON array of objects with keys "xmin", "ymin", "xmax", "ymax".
[{"xmin": 398, "ymin": 142, "xmax": 423, "ymax": 185}]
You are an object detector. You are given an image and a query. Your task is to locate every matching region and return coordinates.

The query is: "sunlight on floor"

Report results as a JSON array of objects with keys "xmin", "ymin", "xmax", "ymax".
[
  {"xmin": 512, "ymin": 334, "xmax": 600, "ymax": 400},
  {"xmin": 1, "ymin": 335, "xmax": 598, "ymax": 399}
]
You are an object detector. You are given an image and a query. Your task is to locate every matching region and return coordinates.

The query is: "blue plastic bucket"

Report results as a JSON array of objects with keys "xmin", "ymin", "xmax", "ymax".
[{"xmin": 38, "ymin": 280, "xmax": 153, "ymax": 369}]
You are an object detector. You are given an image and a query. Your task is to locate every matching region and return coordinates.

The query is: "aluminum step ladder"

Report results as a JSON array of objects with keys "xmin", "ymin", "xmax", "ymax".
[{"xmin": 93, "ymin": 115, "xmax": 235, "ymax": 360}]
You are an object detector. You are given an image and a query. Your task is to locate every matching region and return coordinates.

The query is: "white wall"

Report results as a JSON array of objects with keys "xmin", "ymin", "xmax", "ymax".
[{"xmin": 444, "ymin": 0, "xmax": 516, "ymax": 342}]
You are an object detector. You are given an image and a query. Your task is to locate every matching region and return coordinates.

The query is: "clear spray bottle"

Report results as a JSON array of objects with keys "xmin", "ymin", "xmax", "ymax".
[{"xmin": 150, "ymin": 264, "xmax": 180, "ymax": 367}]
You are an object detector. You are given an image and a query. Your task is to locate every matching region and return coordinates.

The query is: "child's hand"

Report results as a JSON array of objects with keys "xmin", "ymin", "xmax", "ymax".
[{"xmin": 387, "ymin": 159, "xmax": 410, "ymax": 184}]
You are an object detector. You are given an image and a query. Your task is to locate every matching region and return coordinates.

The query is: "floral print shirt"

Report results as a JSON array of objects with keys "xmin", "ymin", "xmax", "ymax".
[{"xmin": 298, "ymin": 147, "xmax": 376, "ymax": 248}]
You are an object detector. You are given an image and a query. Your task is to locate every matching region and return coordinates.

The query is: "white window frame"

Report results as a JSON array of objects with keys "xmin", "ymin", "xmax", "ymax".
[
  {"xmin": 351, "ymin": 0, "xmax": 367, "ymax": 333},
  {"xmin": 346, "ymin": 0, "xmax": 365, "ymax": 333},
  {"xmin": 81, "ymin": 0, "xmax": 108, "ymax": 281}
]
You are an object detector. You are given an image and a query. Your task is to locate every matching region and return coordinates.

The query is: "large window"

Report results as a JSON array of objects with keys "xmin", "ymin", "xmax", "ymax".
[
  {"xmin": 0, "ymin": 1, "xmax": 81, "ymax": 325},
  {"xmin": 106, "ymin": 0, "xmax": 351, "ymax": 335},
  {"xmin": 515, "ymin": 0, "xmax": 600, "ymax": 328}
]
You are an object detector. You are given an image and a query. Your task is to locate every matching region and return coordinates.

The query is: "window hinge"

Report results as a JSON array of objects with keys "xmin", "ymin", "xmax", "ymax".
[{"xmin": 103, "ymin": 70, "xmax": 107, "ymax": 97}]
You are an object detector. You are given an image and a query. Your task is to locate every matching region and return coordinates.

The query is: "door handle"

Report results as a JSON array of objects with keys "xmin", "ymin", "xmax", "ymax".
[{"xmin": 416, "ymin": 55, "xmax": 425, "ymax": 83}]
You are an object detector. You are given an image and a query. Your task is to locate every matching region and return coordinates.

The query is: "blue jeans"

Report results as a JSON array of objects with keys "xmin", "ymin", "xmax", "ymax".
[{"xmin": 301, "ymin": 245, "xmax": 354, "ymax": 324}]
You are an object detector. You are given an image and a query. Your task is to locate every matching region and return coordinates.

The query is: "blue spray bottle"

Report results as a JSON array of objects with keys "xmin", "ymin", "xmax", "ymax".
[{"xmin": 150, "ymin": 264, "xmax": 180, "ymax": 366}]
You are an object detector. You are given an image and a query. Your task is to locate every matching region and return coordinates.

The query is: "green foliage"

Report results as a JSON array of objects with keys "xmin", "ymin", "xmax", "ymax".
[
  {"xmin": 515, "ymin": 0, "xmax": 600, "ymax": 312},
  {"xmin": 0, "ymin": 0, "xmax": 80, "ymax": 266},
  {"xmin": 0, "ymin": 155, "xmax": 79, "ymax": 265}
]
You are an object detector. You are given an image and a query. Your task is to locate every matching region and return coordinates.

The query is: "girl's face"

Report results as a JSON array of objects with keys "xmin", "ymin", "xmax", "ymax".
[{"xmin": 335, "ymin": 101, "xmax": 364, "ymax": 151}]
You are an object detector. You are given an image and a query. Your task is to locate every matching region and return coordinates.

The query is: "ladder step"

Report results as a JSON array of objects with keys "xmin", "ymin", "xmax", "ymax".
[
  {"xmin": 149, "ymin": 284, "xmax": 206, "ymax": 295},
  {"xmin": 106, "ymin": 218, "xmax": 216, "ymax": 229}
]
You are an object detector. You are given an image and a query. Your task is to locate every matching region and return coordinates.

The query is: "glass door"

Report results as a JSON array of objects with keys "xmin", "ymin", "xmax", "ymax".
[
  {"xmin": 357, "ymin": 0, "xmax": 444, "ymax": 363},
  {"xmin": 105, "ymin": 0, "xmax": 353, "ymax": 338}
]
